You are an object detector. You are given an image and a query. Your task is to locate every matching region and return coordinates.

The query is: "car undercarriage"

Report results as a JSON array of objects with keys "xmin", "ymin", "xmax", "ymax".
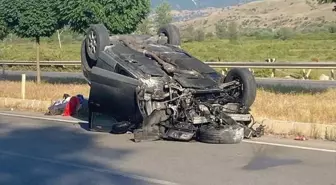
[{"xmin": 81, "ymin": 23, "xmax": 265, "ymax": 144}]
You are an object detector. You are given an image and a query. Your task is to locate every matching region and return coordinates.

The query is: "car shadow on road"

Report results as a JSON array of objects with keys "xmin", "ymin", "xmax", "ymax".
[{"xmin": 0, "ymin": 118, "xmax": 160, "ymax": 185}]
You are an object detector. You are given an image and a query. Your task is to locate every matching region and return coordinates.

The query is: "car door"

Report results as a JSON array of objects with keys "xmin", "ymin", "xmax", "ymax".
[{"xmin": 88, "ymin": 64, "xmax": 141, "ymax": 124}]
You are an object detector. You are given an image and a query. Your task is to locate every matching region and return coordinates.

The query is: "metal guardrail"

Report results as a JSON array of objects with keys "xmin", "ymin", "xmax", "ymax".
[
  {"xmin": 205, "ymin": 62, "xmax": 336, "ymax": 69},
  {"xmin": 207, "ymin": 62, "xmax": 336, "ymax": 80},
  {"xmin": 1, "ymin": 60, "xmax": 336, "ymax": 68},
  {"xmin": 1, "ymin": 60, "xmax": 336, "ymax": 79},
  {"xmin": 0, "ymin": 60, "xmax": 80, "ymax": 66},
  {"xmin": 205, "ymin": 62, "xmax": 336, "ymax": 79}
]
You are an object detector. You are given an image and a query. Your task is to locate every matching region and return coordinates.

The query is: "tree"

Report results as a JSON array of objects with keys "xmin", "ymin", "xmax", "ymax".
[
  {"xmin": 182, "ymin": 25, "xmax": 195, "ymax": 42},
  {"xmin": 135, "ymin": 17, "xmax": 153, "ymax": 35},
  {"xmin": 0, "ymin": 0, "xmax": 61, "ymax": 83},
  {"xmin": 205, "ymin": 32, "xmax": 214, "ymax": 39},
  {"xmin": 215, "ymin": 21, "xmax": 227, "ymax": 39},
  {"xmin": 274, "ymin": 27, "xmax": 295, "ymax": 40},
  {"xmin": 58, "ymin": 0, "xmax": 151, "ymax": 34},
  {"xmin": 0, "ymin": 14, "xmax": 8, "ymax": 40},
  {"xmin": 154, "ymin": 1, "xmax": 173, "ymax": 29},
  {"xmin": 0, "ymin": 7, "xmax": 8, "ymax": 41},
  {"xmin": 194, "ymin": 29, "xmax": 205, "ymax": 42},
  {"xmin": 227, "ymin": 21, "xmax": 239, "ymax": 42}
]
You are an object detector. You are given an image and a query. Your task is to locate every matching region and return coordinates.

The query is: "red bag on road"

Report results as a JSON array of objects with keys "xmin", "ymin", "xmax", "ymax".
[{"xmin": 62, "ymin": 96, "xmax": 79, "ymax": 116}]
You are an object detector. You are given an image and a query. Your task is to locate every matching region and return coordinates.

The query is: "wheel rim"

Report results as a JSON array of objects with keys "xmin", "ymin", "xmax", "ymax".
[{"xmin": 87, "ymin": 30, "xmax": 97, "ymax": 55}]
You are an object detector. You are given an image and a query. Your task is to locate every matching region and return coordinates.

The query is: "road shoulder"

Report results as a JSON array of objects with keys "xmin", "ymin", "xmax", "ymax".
[{"xmin": 0, "ymin": 109, "xmax": 335, "ymax": 153}]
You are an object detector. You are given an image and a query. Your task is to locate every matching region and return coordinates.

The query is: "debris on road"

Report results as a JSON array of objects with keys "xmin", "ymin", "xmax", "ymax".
[
  {"xmin": 45, "ymin": 93, "xmax": 87, "ymax": 117},
  {"xmin": 294, "ymin": 135, "xmax": 308, "ymax": 141}
]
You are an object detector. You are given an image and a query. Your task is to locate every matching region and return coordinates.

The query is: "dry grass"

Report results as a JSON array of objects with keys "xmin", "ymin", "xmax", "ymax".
[
  {"xmin": 0, "ymin": 81, "xmax": 90, "ymax": 101},
  {"xmin": 251, "ymin": 88, "xmax": 336, "ymax": 124},
  {"xmin": 0, "ymin": 80, "xmax": 336, "ymax": 124}
]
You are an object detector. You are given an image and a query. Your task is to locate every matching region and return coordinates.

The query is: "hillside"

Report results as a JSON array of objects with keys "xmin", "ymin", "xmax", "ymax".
[
  {"xmin": 150, "ymin": 0, "xmax": 254, "ymax": 10},
  {"xmin": 173, "ymin": 0, "xmax": 336, "ymax": 32}
]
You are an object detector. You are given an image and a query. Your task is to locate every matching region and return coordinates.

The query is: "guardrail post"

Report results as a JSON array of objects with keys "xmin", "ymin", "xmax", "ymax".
[
  {"xmin": 2, "ymin": 63, "xmax": 5, "ymax": 76},
  {"xmin": 221, "ymin": 68, "xmax": 229, "ymax": 76},
  {"xmin": 21, "ymin": 74, "xmax": 26, "ymax": 100},
  {"xmin": 221, "ymin": 69, "xmax": 225, "ymax": 76},
  {"xmin": 306, "ymin": 69, "xmax": 311, "ymax": 79},
  {"xmin": 271, "ymin": 69, "xmax": 276, "ymax": 78},
  {"xmin": 302, "ymin": 69, "xmax": 311, "ymax": 80},
  {"xmin": 248, "ymin": 68, "xmax": 254, "ymax": 75},
  {"xmin": 331, "ymin": 69, "xmax": 335, "ymax": 80}
]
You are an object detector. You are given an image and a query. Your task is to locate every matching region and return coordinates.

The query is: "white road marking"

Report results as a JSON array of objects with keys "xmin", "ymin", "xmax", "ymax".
[
  {"xmin": 0, "ymin": 149, "xmax": 180, "ymax": 185},
  {"xmin": 243, "ymin": 140, "xmax": 336, "ymax": 153},
  {"xmin": 0, "ymin": 112, "xmax": 88, "ymax": 124},
  {"xmin": 1, "ymin": 111, "xmax": 336, "ymax": 154}
]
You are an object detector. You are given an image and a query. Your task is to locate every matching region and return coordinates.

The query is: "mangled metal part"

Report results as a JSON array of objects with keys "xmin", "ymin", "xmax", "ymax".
[
  {"xmin": 226, "ymin": 113, "xmax": 252, "ymax": 122},
  {"xmin": 133, "ymin": 109, "xmax": 171, "ymax": 142},
  {"xmin": 238, "ymin": 116, "xmax": 265, "ymax": 139},
  {"xmin": 164, "ymin": 129, "xmax": 195, "ymax": 141},
  {"xmin": 192, "ymin": 116, "xmax": 208, "ymax": 124},
  {"xmin": 134, "ymin": 82, "xmax": 264, "ymax": 142},
  {"xmin": 133, "ymin": 129, "xmax": 161, "ymax": 143}
]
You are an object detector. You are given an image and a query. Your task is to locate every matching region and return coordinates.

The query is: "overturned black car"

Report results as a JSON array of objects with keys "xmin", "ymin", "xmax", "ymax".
[{"xmin": 81, "ymin": 23, "xmax": 264, "ymax": 144}]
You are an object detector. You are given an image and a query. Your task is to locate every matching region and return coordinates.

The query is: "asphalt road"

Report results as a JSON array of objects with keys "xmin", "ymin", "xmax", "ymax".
[
  {"xmin": 0, "ymin": 114, "xmax": 336, "ymax": 185},
  {"xmin": 2, "ymin": 70, "xmax": 336, "ymax": 90}
]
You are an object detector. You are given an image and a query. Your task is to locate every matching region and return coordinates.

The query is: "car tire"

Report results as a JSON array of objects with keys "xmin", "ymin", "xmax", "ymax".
[
  {"xmin": 80, "ymin": 40, "xmax": 95, "ymax": 81},
  {"xmin": 111, "ymin": 121, "xmax": 132, "ymax": 134},
  {"xmin": 197, "ymin": 124, "xmax": 244, "ymax": 144},
  {"xmin": 224, "ymin": 68, "xmax": 257, "ymax": 109},
  {"xmin": 157, "ymin": 24, "xmax": 181, "ymax": 46},
  {"xmin": 85, "ymin": 24, "xmax": 110, "ymax": 61}
]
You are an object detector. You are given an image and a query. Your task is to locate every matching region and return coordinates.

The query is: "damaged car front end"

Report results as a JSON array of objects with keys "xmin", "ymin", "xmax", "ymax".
[
  {"xmin": 82, "ymin": 23, "xmax": 264, "ymax": 144},
  {"xmin": 133, "ymin": 76, "xmax": 262, "ymax": 143}
]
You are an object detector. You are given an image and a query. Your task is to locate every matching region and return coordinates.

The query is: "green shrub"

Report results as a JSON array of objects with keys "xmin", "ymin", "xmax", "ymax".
[
  {"xmin": 194, "ymin": 29, "xmax": 205, "ymax": 42},
  {"xmin": 274, "ymin": 27, "xmax": 296, "ymax": 40}
]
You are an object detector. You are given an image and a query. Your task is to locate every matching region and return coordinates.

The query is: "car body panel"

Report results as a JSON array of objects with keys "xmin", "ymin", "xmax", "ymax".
[
  {"xmin": 89, "ymin": 66, "xmax": 142, "ymax": 124},
  {"xmin": 88, "ymin": 42, "xmax": 226, "ymax": 126}
]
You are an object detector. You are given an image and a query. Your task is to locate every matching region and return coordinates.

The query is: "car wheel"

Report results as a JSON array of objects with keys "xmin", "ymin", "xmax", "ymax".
[
  {"xmin": 197, "ymin": 124, "xmax": 244, "ymax": 144},
  {"xmin": 111, "ymin": 121, "xmax": 132, "ymax": 134},
  {"xmin": 157, "ymin": 24, "xmax": 181, "ymax": 46},
  {"xmin": 224, "ymin": 68, "xmax": 257, "ymax": 109},
  {"xmin": 85, "ymin": 24, "xmax": 110, "ymax": 61},
  {"xmin": 81, "ymin": 40, "xmax": 95, "ymax": 81}
]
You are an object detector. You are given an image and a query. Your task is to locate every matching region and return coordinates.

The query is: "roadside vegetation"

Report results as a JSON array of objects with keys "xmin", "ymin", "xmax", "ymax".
[
  {"xmin": 2, "ymin": 32, "xmax": 336, "ymax": 62},
  {"xmin": 2, "ymin": 30, "xmax": 336, "ymax": 79}
]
